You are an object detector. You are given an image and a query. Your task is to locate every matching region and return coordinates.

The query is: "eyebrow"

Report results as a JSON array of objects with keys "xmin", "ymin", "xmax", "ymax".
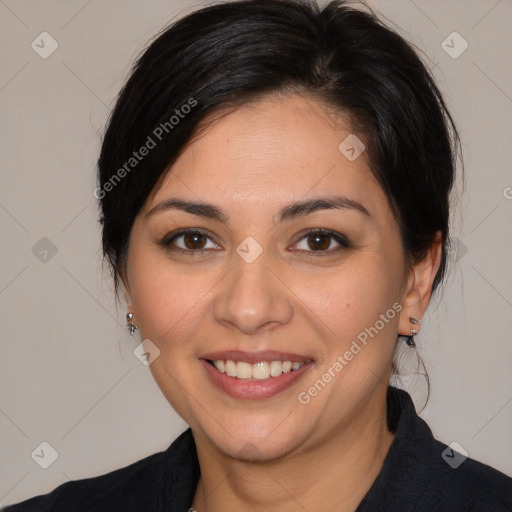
[{"xmin": 144, "ymin": 195, "xmax": 370, "ymax": 223}]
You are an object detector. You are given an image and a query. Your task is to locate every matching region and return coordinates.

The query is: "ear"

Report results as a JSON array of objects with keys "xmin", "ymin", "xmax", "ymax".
[
  {"xmin": 123, "ymin": 285, "xmax": 133, "ymax": 311},
  {"xmin": 398, "ymin": 231, "xmax": 443, "ymax": 336},
  {"xmin": 120, "ymin": 265, "xmax": 134, "ymax": 312}
]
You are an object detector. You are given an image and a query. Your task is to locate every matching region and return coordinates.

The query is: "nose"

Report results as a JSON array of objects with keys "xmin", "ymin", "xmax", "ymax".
[{"xmin": 212, "ymin": 249, "xmax": 294, "ymax": 334}]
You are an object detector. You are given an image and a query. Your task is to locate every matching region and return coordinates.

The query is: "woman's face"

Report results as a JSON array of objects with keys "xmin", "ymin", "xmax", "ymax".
[{"xmin": 124, "ymin": 93, "xmax": 412, "ymax": 460}]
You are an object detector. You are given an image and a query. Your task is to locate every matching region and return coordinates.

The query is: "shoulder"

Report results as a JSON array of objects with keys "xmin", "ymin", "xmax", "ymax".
[
  {"xmin": 1, "ymin": 451, "xmax": 164, "ymax": 512},
  {"xmin": 1, "ymin": 429, "xmax": 196, "ymax": 512},
  {"xmin": 423, "ymin": 437, "xmax": 512, "ymax": 511},
  {"xmin": 371, "ymin": 387, "xmax": 512, "ymax": 512}
]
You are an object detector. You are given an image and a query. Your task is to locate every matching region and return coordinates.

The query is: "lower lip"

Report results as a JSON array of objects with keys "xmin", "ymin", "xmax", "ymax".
[{"xmin": 200, "ymin": 360, "xmax": 313, "ymax": 400}]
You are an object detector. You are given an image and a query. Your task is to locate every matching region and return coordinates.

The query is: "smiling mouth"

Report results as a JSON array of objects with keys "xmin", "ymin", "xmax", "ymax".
[{"xmin": 205, "ymin": 358, "xmax": 312, "ymax": 380}]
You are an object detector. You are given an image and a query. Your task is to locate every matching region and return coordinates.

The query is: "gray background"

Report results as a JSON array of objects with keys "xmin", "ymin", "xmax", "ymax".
[{"xmin": 1, "ymin": 0, "xmax": 511, "ymax": 506}]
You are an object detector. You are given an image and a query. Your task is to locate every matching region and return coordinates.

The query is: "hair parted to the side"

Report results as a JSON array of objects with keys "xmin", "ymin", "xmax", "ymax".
[{"xmin": 97, "ymin": 0, "xmax": 462, "ymax": 305}]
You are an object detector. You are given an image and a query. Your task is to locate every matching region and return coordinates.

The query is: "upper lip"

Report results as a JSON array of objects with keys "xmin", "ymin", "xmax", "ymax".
[{"xmin": 200, "ymin": 350, "xmax": 313, "ymax": 364}]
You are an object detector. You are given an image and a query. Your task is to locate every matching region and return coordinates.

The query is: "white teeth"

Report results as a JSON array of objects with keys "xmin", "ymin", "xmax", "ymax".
[
  {"xmin": 269, "ymin": 361, "xmax": 283, "ymax": 377},
  {"xmin": 236, "ymin": 361, "xmax": 252, "ymax": 379},
  {"xmin": 253, "ymin": 361, "xmax": 270, "ymax": 380},
  {"xmin": 210, "ymin": 359, "xmax": 306, "ymax": 380},
  {"xmin": 225, "ymin": 360, "xmax": 237, "ymax": 377}
]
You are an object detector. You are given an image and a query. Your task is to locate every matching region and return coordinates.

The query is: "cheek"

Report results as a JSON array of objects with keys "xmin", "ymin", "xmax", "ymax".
[
  {"xmin": 291, "ymin": 259, "xmax": 403, "ymax": 411},
  {"xmin": 126, "ymin": 251, "xmax": 221, "ymax": 419},
  {"xmin": 127, "ymin": 248, "xmax": 220, "ymax": 345},
  {"xmin": 295, "ymin": 256, "xmax": 403, "ymax": 344}
]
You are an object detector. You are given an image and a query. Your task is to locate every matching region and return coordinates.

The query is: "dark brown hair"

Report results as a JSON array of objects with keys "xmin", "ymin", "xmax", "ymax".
[{"xmin": 97, "ymin": 0, "xmax": 461, "ymax": 298}]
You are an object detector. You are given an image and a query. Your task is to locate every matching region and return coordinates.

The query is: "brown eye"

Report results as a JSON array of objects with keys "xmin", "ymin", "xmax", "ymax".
[
  {"xmin": 182, "ymin": 232, "xmax": 207, "ymax": 250},
  {"xmin": 306, "ymin": 232, "xmax": 331, "ymax": 251},
  {"xmin": 160, "ymin": 229, "xmax": 221, "ymax": 254},
  {"xmin": 292, "ymin": 229, "xmax": 350, "ymax": 254}
]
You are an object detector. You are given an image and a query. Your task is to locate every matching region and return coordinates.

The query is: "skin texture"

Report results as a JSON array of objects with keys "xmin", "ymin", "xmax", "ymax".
[{"xmin": 123, "ymin": 93, "xmax": 442, "ymax": 511}]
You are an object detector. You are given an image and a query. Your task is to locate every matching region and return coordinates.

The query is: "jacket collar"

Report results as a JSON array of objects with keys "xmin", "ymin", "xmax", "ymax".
[{"xmin": 355, "ymin": 386, "xmax": 435, "ymax": 511}]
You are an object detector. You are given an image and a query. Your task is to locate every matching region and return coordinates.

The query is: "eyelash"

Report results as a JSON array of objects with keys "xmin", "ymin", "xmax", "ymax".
[
  {"xmin": 291, "ymin": 228, "xmax": 351, "ymax": 257},
  {"xmin": 159, "ymin": 228, "xmax": 351, "ymax": 258}
]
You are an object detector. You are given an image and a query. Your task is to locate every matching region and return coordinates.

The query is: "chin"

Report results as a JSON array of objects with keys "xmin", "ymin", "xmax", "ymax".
[{"xmin": 194, "ymin": 412, "xmax": 310, "ymax": 462}]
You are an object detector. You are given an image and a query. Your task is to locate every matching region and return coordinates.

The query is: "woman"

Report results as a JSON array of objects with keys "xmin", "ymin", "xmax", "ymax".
[{"xmin": 4, "ymin": 0, "xmax": 511, "ymax": 510}]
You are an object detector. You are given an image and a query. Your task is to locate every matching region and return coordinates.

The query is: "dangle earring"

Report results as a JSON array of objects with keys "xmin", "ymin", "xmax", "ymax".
[
  {"xmin": 405, "ymin": 317, "xmax": 420, "ymax": 348},
  {"xmin": 126, "ymin": 313, "xmax": 138, "ymax": 336}
]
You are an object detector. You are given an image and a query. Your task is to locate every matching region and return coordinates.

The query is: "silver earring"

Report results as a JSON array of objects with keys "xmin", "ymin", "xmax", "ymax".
[
  {"xmin": 399, "ymin": 317, "xmax": 421, "ymax": 348},
  {"xmin": 126, "ymin": 313, "xmax": 138, "ymax": 336},
  {"xmin": 406, "ymin": 330, "xmax": 417, "ymax": 348}
]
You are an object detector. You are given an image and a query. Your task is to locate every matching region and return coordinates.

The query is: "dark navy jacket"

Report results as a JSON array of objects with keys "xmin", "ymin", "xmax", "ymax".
[{"xmin": 3, "ymin": 387, "xmax": 511, "ymax": 511}]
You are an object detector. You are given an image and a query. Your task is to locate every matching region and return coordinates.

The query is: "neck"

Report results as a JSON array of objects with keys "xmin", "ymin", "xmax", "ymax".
[{"xmin": 191, "ymin": 385, "xmax": 394, "ymax": 512}]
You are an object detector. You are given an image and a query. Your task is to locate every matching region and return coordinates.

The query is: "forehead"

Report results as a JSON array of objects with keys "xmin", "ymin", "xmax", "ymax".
[{"xmin": 147, "ymin": 94, "xmax": 387, "ymax": 217}]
